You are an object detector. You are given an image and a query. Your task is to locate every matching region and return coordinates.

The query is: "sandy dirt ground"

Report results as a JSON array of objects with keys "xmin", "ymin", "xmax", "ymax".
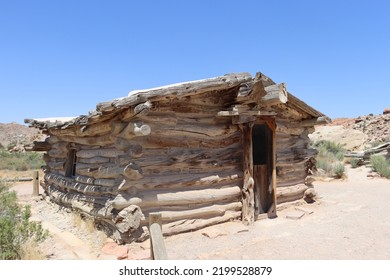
[{"xmin": 10, "ymin": 165, "xmax": 390, "ymax": 260}]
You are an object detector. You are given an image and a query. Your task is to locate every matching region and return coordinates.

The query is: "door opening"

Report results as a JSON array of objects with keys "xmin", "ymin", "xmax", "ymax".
[{"xmin": 252, "ymin": 123, "xmax": 274, "ymax": 216}]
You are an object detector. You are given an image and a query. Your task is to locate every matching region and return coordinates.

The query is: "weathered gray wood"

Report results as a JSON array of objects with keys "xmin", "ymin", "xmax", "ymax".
[
  {"xmin": 240, "ymin": 123, "xmax": 254, "ymax": 225},
  {"xmin": 161, "ymin": 210, "xmax": 241, "ymax": 236},
  {"xmin": 300, "ymin": 116, "xmax": 330, "ymax": 127},
  {"xmin": 149, "ymin": 213, "xmax": 168, "ymax": 260},
  {"xmin": 76, "ymin": 149, "xmax": 125, "ymax": 159},
  {"xmin": 33, "ymin": 171, "xmax": 39, "ymax": 196},
  {"xmin": 262, "ymin": 83, "xmax": 288, "ymax": 105},
  {"xmin": 112, "ymin": 186, "xmax": 241, "ymax": 210}
]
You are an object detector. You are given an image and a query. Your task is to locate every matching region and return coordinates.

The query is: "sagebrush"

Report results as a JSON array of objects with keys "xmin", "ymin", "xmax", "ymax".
[
  {"xmin": 370, "ymin": 155, "xmax": 390, "ymax": 179},
  {"xmin": 0, "ymin": 182, "xmax": 48, "ymax": 260}
]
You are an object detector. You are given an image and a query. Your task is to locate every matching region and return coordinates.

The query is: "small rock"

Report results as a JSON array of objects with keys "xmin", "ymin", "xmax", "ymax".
[
  {"xmin": 201, "ymin": 228, "xmax": 227, "ymax": 239},
  {"xmin": 127, "ymin": 249, "xmax": 150, "ymax": 260},
  {"xmin": 304, "ymin": 188, "xmax": 317, "ymax": 203},
  {"xmin": 286, "ymin": 210, "xmax": 305, "ymax": 220}
]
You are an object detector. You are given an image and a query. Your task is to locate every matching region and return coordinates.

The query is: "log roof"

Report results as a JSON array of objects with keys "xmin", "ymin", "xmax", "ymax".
[{"xmin": 25, "ymin": 72, "xmax": 328, "ymax": 131}]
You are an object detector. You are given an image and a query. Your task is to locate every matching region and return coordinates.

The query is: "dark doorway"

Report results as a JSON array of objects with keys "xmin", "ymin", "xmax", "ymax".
[{"xmin": 252, "ymin": 123, "xmax": 273, "ymax": 215}]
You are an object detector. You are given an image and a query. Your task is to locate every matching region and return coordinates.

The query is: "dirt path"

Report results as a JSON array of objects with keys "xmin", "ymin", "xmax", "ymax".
[{"xmin": 11, "ymin": 165, "xmax": 390, "ymax": 260}]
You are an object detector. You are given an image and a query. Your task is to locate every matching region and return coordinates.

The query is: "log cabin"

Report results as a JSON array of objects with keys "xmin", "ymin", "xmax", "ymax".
[{"xmin": 25, "ymin": 72, "xmax": 329, "ymax": 243}]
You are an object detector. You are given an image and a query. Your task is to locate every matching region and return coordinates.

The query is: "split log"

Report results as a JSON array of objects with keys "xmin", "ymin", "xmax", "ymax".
[
  {"xmin": 76, "ymin": 149, "xmax": 125, "ymax": 159},
  {"xmin": 151, "ymin": 123, "xmax": 238, "ymax": 138},
  {"xmin": 94, "ymin": 178, "xmax": 119, "ymax": 188},
  {"xmin": 111, "ymin": 186, "xmax": 241, "ymax": 210}
]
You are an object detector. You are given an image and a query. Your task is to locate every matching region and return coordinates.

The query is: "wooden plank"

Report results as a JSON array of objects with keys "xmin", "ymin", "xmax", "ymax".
[{"xmin": 149, "ymin": 213, "xmax": 168, "ymax": 260}]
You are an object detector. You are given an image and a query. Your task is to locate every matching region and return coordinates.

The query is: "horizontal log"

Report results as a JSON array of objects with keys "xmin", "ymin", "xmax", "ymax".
[
  {"xmin": 141, "ymin": 202, "xmax": 242, "ymax": 225},
  {"xmin": 118, "ymin": 172, "xmax": 242, "ymax": 192},
  {"xmin": 112, "ymin": 186, "xmax": 241, "ymax": 210},
  {"xmin": 113, "ymin": 72, "xmax": 252, "ymax": 109},
  {"xmin": 57, "ymin": 134, "xmax": 116, "ymax": 146},
  {"xmin": 45, "ymin": 173, "xmax": 118, "ymax": 195},
  {"xmin": 48, "ymin": 149, "xmax": 68, "ymax": 158},
  {"xmin": 75, "ymin": 175, "xmax": 95, "ymax": 184},
  {"xmin": 46, "ymin": 185, "xmax": 113, "ymax": 218},
  {"xmin": 47, "ymin": 161, "xmax": 66, "ymax": 170},
  {"xmin": 144, "ymin": 132, "xmax": 241, "ymax": 149},
  {"xmin": 76, "ymin": 163, "xmax": 143, "ymax": 180},
  {"xmin": 276, "ymin": 184, "xmax": 308, "ymax": 204},
  {"xmin": 161, "ymin": 210, "xmax": 241, "ymax": 236},
  {"xmin": 300, "ymin": 116, "xmax": 330, "ymax": 127},
  {"xmin": 76, "ymin": 149, "xmax": 125, "ymax": 159},
  {"xmin": 78, "ymin": 156, "xmax": 111, "ymax": 164}
]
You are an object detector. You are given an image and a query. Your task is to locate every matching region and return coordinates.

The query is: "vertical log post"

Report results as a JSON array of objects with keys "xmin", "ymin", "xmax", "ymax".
[
  {"xmin": 267, "ymin": 119, "xmax": 277, "ymax": 218},
  {"xmin": 32, "ymin": 170, "xmax": 39, "ymax": 196},
  {"xmin": 240, "ymin": 123, "xmax": 255, "ymax": 225},
  {"xmin": 149, "ymin": 213, "xmax": 168, "ymax": 260}
]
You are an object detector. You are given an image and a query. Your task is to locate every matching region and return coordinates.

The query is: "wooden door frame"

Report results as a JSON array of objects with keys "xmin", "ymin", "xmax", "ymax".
[{"xmin": 240, "ymin": 118, "xmax": 277, "ymax": 225}]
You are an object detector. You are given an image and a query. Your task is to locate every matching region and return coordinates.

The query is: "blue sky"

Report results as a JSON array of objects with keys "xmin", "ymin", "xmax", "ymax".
[{"xmin": 0, "ymin": 0, "xmax": 389, "ymax": 124}]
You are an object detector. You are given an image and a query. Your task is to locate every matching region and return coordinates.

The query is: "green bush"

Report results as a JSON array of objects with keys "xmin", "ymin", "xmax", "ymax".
[
  {"xmin": 0, "ymin": 149, "xmax": 44, "ymax": 171},
  {"xmin": 333, "ymin": 162, "xmax": 346, "ymax": 178},
  {"xmin": 349, "ymin": 158, "xmax": 361, "ymax": 168},
  {"xmin": 370, "ymin": 155, "xmax": 390, "ymax": 179},
  {"xmin": 312, "ymin": 140, "xmax": 346, "ymax": 178},
  {"xmin": 0, "ymin": 183, "xmax": 48, "ymax": 260}
]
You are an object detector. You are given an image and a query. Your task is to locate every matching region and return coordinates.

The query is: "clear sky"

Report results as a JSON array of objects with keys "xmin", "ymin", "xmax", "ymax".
[{"xmin": 0, "ymin": 0, "xmax": 389, "ymax": 124}]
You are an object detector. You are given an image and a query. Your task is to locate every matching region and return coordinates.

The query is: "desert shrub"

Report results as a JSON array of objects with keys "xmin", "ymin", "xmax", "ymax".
[
  {"xmin": 312, "ymin": 140, "xmax": 346, "ymax": 177},
  {"xmin": 349, "ymin": 158, "xmax": 361, "ymax": 168},
  {"xmin": 0, "ymin": 149, "xmax": 44, "ymax": 171},
  {"xmin": 0, "ymin": 183, "xmax": 48, "ymax": 260},
  {"xmin": 333, "ymin": 162, "xmax": 346, "ymax": 178},
  {"xmin": 313, "ymin": 140, "xmax": 346, "ymax": 156},
  {"xmin": 370, "ymin": 155, "xmax": 390, "ymax": 179}
]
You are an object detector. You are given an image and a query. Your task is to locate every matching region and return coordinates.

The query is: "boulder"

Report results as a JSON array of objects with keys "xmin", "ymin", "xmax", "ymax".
[{"xmin": 383, "ymin": 108, "xmax": 390, "ymax": 115}]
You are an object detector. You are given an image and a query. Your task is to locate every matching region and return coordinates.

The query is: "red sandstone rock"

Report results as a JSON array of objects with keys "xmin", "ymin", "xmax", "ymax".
[{"xmin": 101, "ymin": 242, "xmax": 129, "ymax": 260}]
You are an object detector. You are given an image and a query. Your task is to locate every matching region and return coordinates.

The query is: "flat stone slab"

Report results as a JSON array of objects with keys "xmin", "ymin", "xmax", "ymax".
[{"xmin": 286, "ymin": 210, "xmax": 306, "ymax": 220}]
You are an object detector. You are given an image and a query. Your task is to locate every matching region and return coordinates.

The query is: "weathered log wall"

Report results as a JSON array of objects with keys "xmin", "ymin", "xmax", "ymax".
[{"xmin": 41, "ymin": 88, "xmax": 244, "ymax": 243}]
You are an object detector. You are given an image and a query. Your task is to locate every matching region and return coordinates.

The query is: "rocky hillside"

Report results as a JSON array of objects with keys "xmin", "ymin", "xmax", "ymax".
[
  {"xmin": 309, "ymin": 112, "xmax": 390, "ymax": 151},
  {"xmin": 0, "ymin": 123, "xmax": 45, "ymax": 152}
]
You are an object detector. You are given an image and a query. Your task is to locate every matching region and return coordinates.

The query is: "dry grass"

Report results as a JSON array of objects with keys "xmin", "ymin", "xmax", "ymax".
[{"xmin": 21, "ymin": 240, "xmax": 46, "ymax": 260}]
